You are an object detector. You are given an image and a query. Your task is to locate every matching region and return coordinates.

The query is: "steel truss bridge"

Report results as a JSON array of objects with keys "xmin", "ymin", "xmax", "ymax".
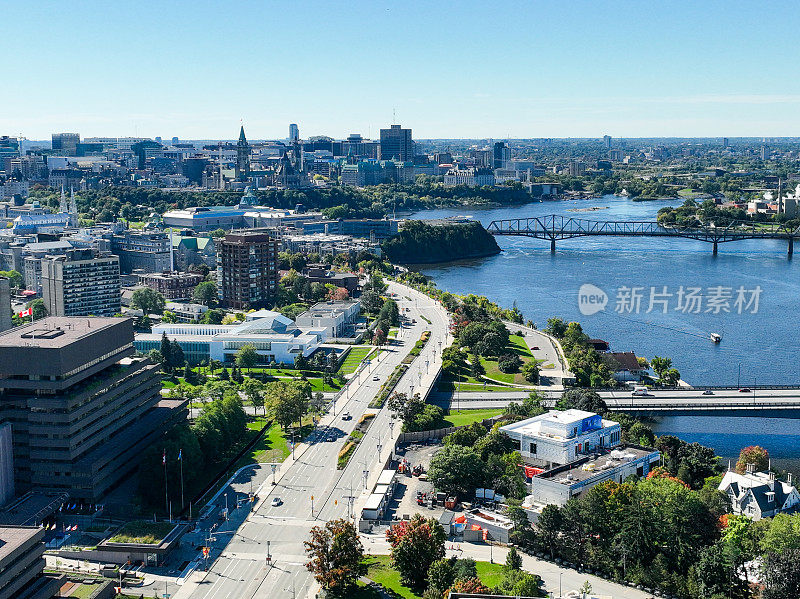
[{"xmin": 486, "ymin": 215, "xmax": 800, "ymax": 255}]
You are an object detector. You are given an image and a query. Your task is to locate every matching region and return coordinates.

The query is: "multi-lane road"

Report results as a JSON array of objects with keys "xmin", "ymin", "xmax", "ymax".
[{"xmin": 175, "ymin": 281, "xmax": 451, "ymax": 599}]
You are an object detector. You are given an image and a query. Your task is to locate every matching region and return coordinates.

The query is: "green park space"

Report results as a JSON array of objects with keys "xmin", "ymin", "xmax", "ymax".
[
  {"xmin": 363, "ymin": 555, "xmax": 505, "ymax": 599},
  {"xmin": 244, "ymin": 415, "xmax": 316, "ymax": 465},
  {"xmin": 442, "ymin": 408, "xmax": 504, "ymax": 428},
  {"xmin": 108, "ymin": 520, "xmax": 174, "ymax": 544},
  {"xmin": 479, "ymin": 334, "xmax": 542, "ymax": 386},
  {"xmin": 338, "ymin": 346, "xmax": 375, "ymax": 374}
]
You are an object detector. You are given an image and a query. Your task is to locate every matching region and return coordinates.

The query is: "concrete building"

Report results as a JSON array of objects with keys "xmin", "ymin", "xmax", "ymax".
[
  {"xmin": 295, "ymin": 300, "xmax": 361, "ymax": 340},
  {"xmin": 135, "ymin": 311, "xmax": 323, "ymax": 365},
  {"xmin": 379, "ymin": 124, "xmax": 414, "ymax": 161},
  {"xmin": 500, "ymin": 410, "xmax": 622, "ymax": 469},
  {"xmin": 41, "ymin": 249, "xmax": 121, "ymax": 317},
  {"xmin": 719, "ymin": 467, "xmax": 800, "ymax": 521},
  {"xmin": 0, "ymin": 526, "xmax": 62, "ymax": 599},
  {"xmin": 217, "ymin": 231, "xmax": 279, "ymax": 309},
  {"xmin": 0, "ymin": 278, "xmax": 10, "ymax": 333},
  {"xmin": 0, "ymin": 317, "xmax": 187, "ymax": 501},
  {"xmin": 51, "ymin": 132, "xmax": 80, "ymax": 156},
  {"xmin": 443, "ymin": 166, "xmax": 495, "ymax": 187},
  {"xmin": 289, "ymin": 123, "xmax": 299, "ymax": 143},
  {"xmin": 110, "ymin": 230, "xmax": 171, "ymax": 273},
  {"xmin": 137, "ymin": 271, "xmax": 203, "ymax": 301}
]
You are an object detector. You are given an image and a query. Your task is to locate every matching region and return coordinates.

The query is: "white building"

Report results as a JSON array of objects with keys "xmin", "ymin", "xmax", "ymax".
[
  {"xmin": 500, "ymin": 409, "xmax": 621, "ymax": 469},
  {"xmin": 718, "ymin": 468, "xmax": 800, "ymax": 521},
  {"xmin": 294, "ymin": 300, "xmax": 361, "ymax": 340},
  {"xmin": 134, "ymin": 310, "xmax": 325, "ymax": 365}
]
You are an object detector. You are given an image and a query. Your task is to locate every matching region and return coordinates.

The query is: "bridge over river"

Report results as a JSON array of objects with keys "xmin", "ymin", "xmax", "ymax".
[
  {"xmin": 431, "ymin": 388, "xmax": 800, "ymax": 418},
  {"xmin": 486, "ymin": 215, "xmax": 800, "ymax": 255}
]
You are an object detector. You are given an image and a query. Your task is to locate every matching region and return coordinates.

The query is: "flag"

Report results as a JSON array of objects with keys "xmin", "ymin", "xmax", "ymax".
[
  {"xmin": 162, "ymin": 449, "xmax": 166, "ymax": 465},
  {"xmin": 178, "ymin": 448, "xmax": 182, "ymax": 461},
  {"xmin": 17, "ymin": 307, "xmax": 32, "ymax": 318}
]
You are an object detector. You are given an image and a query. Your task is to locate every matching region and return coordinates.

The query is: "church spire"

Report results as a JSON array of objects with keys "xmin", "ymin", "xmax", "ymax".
[{"xmin": 238, "ymin": 124, "xmax": 247, "ymax": 144}]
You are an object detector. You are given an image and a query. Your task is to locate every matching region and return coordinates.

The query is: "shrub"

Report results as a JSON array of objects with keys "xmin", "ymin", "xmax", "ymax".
[{"xmin": 497, "ymin": 354, "xmax": 522, "ymax": 374}]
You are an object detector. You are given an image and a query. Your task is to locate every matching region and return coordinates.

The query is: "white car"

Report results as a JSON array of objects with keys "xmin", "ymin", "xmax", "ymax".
[
  {"xmin": 373, "ymin": 375, "xmax": 380, "ymax": 381},
  {"xmin": 270, "ymin": 497, "xmax": 282, "ymax": 507},
  {"xmin": 341, "ymin": 412, "xmax": 351, "ymax": 421}
]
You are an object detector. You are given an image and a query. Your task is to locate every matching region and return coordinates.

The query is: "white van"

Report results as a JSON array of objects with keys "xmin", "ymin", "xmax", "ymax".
[{"xmin": 632, "ymin": 386, "xmax": 651, "ymax": 396}]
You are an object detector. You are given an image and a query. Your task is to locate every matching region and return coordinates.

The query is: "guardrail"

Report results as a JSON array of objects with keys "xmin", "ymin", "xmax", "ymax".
[{"xmin": 606, "ymin": 400, "xmax": 800, "ymax": 410}]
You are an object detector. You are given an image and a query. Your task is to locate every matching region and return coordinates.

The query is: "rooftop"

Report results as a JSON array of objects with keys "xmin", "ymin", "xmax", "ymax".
[
  {"xmin": 537, "ymin": 445, "xmax": 658, "ymax": 485},
  {"xmin": 0, "ymin": 526, "xmax": 41, "ymax": 562},
  {"xmin": 500, "ymin": 409, "xmax": 612, "ymax": 441},
  {"xmin": 0, "ymin": 317, "xmax": 125, "ymax": 349}
]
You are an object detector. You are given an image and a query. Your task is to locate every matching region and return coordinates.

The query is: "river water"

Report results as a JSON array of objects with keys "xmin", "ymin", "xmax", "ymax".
[{"xmin": 411, "ymin": 196, "xmax": 800, "ymax": 469}]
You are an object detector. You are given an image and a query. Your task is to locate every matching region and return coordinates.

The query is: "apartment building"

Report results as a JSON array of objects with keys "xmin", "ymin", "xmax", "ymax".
[{"xmin": 41, "ymin": 249, "xmax": 121, "ymax": 316}]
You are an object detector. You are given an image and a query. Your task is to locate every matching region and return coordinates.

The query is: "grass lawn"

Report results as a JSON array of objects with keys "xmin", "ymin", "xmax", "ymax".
[
  {"xmin": 479, "ymin": 334, "xmax": 541, "ymax": 387},
  {"xmin": 108, "ymin": 521, "xmax": 174, "ymax": 544},
  {"xmin": 364, "ymin": 555, "xmax": 506, "ymax": 598},
  {"xmin": 65, "ymin": 584, "xmax": 102, "ymax": 599},
  {"xmin": 438, "ymin": 380, "xmax": 511, "ymax": 393},
  {"xmin": 338, "ymin": 346, "xmax": 374, "ymax": 375},
  {"xmin": 443, "ymin": 408, "xmax": 504, "ymax": 428},
  {"xmin": 243, "ymin": 415, "xmax": 317, "ymax": 465}
]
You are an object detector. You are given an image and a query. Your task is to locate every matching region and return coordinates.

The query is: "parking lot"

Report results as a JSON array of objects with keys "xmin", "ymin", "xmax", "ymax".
[{"xmin": 386, "ymin": 442, "xmax": 444, "ymax": 521}]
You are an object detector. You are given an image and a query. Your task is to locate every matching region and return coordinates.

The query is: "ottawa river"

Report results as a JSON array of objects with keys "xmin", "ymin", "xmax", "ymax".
[{"xmin": 411, "ymin": 196, "xmax": 800, "ymax": 470}]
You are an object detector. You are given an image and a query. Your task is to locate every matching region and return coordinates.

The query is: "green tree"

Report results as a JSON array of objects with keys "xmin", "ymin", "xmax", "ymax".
[
  {"xmin": 427, "ymin": 444, "xmax": 485, "ymax": 496},
  {"xmin": 159, "ymin": 332, "xmax": 172, "ymax": 371},
  {"xmin": 304, "ymin": 519, "xmax": 364, "ymax": 595},
  {"xmin": 386, "ymin": 514, "xmax": 446, "ymax": 589},
  {"xmin": 200, "ymin": 308, "xmax": 225, "ymax": 324},
  {"xmin": 131, "ymin": 287, "xmax": 166, "ymax": 315},
  {"xmin": 521, "ymin": 360, "xmax": 540, "ymax": 384},
  {"xmin": 557, "ymin": 388, "xmax": 607, "ymax": 413},
  {"xmin": 242, "ymin": 378, "xmax": 266, "ymax": 416},
  {"xmin": 0, "ymin": 270, "xmax": 23, "ymax": 288},
  {"xmin": 762, "ymin": 549, "xmax": 800, "ymax": 599},
  {"xmin": 536, "ymin": 504, "xmax": 563, "ymax": 559},
  {"xmin": 235, "ymin": 344, "xmax": 259, "ymax": 373},
  {"xmin": 504, "ymin": 546, "xmax": 522, "ymax": 571},
  {"xmin": 27, "ymin": 298, "xmax": 47, "ymax": 320},
  {"xmin": 192, "ymin": 281, "xmax": 218, "ymax": 306}
]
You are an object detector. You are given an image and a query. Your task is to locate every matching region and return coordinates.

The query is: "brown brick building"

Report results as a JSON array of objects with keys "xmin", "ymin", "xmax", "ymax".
[{"xmin": 216, "ymin": 231, "xmax": 279, "ymax": 309}]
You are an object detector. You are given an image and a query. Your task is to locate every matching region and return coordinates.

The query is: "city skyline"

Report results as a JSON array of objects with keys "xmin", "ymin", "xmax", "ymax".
[{"xmin": 4, "ymin": 1, "xmax": 800, "ymax": 139}]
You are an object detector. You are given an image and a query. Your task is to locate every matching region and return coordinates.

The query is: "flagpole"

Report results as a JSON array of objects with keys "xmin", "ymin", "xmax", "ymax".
[
  {"xmin": 163, "ymin": 449, "xmax": 169, "ymax": 517},
  {"xmin": 179, "ymin": 448, "xmax": 185, "ymax": 517}
]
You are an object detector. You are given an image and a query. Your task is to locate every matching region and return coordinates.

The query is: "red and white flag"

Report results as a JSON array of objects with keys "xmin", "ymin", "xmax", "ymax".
[
  {"xmin": 162, "ymin": 449, "xmax": 166, "ymax": 465},
  {"xmin": 17, "ymin": 307, "xmax": 32, "ymax": 318}
]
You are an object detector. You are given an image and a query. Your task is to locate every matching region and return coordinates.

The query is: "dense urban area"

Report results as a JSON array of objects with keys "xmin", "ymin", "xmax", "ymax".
[{"xmin": 0, "ymin": 119, "xmax": 798, "ymax": 599}]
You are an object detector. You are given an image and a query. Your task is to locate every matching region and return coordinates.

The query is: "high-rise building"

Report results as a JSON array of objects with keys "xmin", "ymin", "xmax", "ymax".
[
  {"xmin": 761, "ymin": 145, "xmax": 768, "ymax": 161},
  {"xmin": 493, "ymin": 142, "xmax": 510, "ymax": 169},
  {"xmin": 289, "ymin": 123, "xmax": 299, "ymax": 143},
  {"xmin": 236, "ymin": 125, "xmax": 250, "ymax": 180},
  {"xmin": 0, "ymin": 526, "xmax": 63, "ymax": 599},
  {"xmin": 217, "ymin": 231, "xmax": 279, "ymax": 309},
  {"xmin": 722, "ymin": 137, "xmax": 729, "ymax": 148},
  {"xmin": 0, "ymin": 278, "xmax": 10, "ymax": 333},
  {"xmin": 0, "ymin": 317, "xmax": 187, "ymax": 501},
  {"xmin": 41, "ymin": 249, "xmax": 120, "ymax": 317},
  {"xmin": 109, "ymin": 230, "xmax": 171, "ymax": 273},
  {"xmin": 51, "ymin": 133, "xmax": 80, "ymax": 156},
  {"xmin": 379, "ymin": 124, "xmax": 414, "ymax": 161},
  {"xmin": 603, "ymin": 135, "xmax": 612, "ymax": 149}
]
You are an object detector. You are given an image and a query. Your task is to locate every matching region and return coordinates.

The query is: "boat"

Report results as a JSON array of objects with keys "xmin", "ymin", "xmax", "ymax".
[{"xmin": 710, "ymin": 333, "xmax": 722, "ymax": 343}]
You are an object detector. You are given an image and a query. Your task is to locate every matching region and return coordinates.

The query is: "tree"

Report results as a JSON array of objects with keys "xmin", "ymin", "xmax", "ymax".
[
  {"xmin": 495, "ymin": 569, "xmax": 545, "ymax": 597},
  {"xmin": 762, "ymin": 549, "xmax": 800, "ymax": 599},
  {"xmin": 497, "ymin": 353, "xmax": 521, "ymax": 373},
  {"xmin": 27, "ymin": 298, "xmax": 47, "ymax": 320},
  {"xmin": 735, "ymin": 445, "xmax": 770, "ymax": 474},
  {"xmin": 521, "ymin": 360, "xmax": 540, "ymax": 384},
  {"xmin": 193, "ymin": 281, "xmax": 218, "ymax": 306},
  {"xmin": 159, "ymin": 332, "xmax": 172, "ymax": 371},
  {"xmin": 536, "ymin": 504, "xmax": 563, "ymax": 559},
  {"xmin": 505, "ymin": 546, "xmax": 522, "ymax": 571},
  {"xmin": 268, "ymin": 380, "xmax": 311, "ymax": 430},
  {"xmin": 386, "ymin": 514, "xmax": 446, "ymax": 589},
  {"xmin": 235, "ymin": 344, "xmax": 259, "ymax": 373},
  {"xmin": 304, "ymin": 519, "xmax": 364, "ymax": 595},
  {"xmin": 428, "ymin": 444, "xmax": 485, "ymax": 496},
  {"xmin": 131, "ymin": 287, "xmax": 166, "ymax": 315},
  {"xmin": 0, "ymin": 270, "xmax": 23, "ymax": 289},
  {"xmin": 557, "ymin": 388, "xmax": 607, "ymax": 413},
  {"xmin": 426, "ymin": 558, "xmax": 455, "ymax": 598},
  {"xmin": 169, "ymin": 340, "xmax": 185, "ymax": 369},
  {"xmin": 361, "ymin": 289, "xmax": 383, "ymax": 314},
  {"xmin": 242, "ymin": 378, "xmax": 266, "ymax": 415}
]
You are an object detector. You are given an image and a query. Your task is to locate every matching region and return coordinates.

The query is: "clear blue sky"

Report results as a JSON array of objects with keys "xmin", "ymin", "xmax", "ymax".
[{"xmin": 4, "ymin": 0, "xmax": 800, "ymax": 140}]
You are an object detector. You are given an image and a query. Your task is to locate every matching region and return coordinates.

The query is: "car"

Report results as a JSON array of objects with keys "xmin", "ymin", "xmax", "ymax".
[
  {"xmin": 739, "ymin": 388, "xmax": 751, "ymax": 393},
  {"xmin": 532, "ymin": 346, "xmax": 540, "ymax": 350},
  {"xmin": 632, "ymin": 386, "xmax": 652, "ymax": 397},
  {"xmin": 341, "ymin": 412, "xmax": 351, "ymax": 420},
  {"xmin": 702, "ymin": 389, "xmax": 714, "ymax": 395},
  {"xmin": 373, "ymin": 375, "xmax": 380, "ymax": 381},
  {"xmin": 270, "ymin": 497, "xmax": 282, "ymax": 507},
  {"xmin": 325, "ymin": 435, "xmax": 335, "ymax": 442}
]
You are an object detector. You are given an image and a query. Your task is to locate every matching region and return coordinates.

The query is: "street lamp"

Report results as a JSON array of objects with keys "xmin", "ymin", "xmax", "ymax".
[
  {"xmin": 224, "ymin": 493, "xmax": 229, "ymax": 521},
  {"xmin": 389, "ymin": 419, "xmax": 395, "ymax": 438},
  {"xmin": 377, "ymin": 442, "xmax": 383, "ymax": 461}
]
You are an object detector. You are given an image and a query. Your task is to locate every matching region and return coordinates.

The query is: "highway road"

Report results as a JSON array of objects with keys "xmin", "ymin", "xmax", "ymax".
[
  {"xmin": 175, "ymin": 280, "xmax": 451, "ymax": 599},
  {"xmin": 432, "ymin": 387, "xmax": 800, "ymax": 411}
]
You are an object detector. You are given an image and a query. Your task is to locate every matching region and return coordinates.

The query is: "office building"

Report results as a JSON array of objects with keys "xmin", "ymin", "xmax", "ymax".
[
  {"xmin": 289, "ymin": 123, "xmax": 300, "ymax": 143},
  {"xmin": 379, "ymin": 124, "xmax": 414, "ymax": 161},
  {"xmin": 110, "ymin": 230, "xmax": 171, "ymax": 273},
  {"xmin": 41, "ymin": 249, "xmax": 121, "ymax": 317},
  {"xmin": 0, "ymin": 526, "xmax": 62, "ymax": 599},
  {"xmin": 295, "ymin": 300, "xmax": 361, "ymax": 340},
  {"xmin": 51, "ymin": 133, "xmax": 80, "ymax": 156},
  {"xmin": 493, "ymin": 142, "xmax": 510, "ymax": 169},
  {"xmin": 217, "ymin": 231, "xmax": 279, "ymax": 309},
  {"xmin": 0, "ymin": 317, "xmax": 187, "ymax": 501},
  {"xmin": 0, "ymin": 279, "xmax": 9, "ymax": 333},
  {"xmin": 137, "ymin": 271, "xmax": 203, "ymax": 301},
  {"xmin": 603, "ymin": 134, "xmax": 612, "ymax": 148}
]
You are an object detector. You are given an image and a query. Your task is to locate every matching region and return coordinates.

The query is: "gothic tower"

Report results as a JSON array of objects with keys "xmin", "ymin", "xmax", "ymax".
[{"xmin": 236, "ymin": 125, "xmax": 250, "ymax": 180}]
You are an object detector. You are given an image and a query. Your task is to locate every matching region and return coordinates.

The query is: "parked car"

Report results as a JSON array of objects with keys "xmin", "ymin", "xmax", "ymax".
[
  {"xmin": 341, "ymin": 412, "xmax": 351, "ymax": 420},
  {"xmin": 270, "ymin": 497, "xmax": 282, "ymax": 507},
  {"xmin": 373, "ymin": 375, "xmax": 380, "ymax": 381}
]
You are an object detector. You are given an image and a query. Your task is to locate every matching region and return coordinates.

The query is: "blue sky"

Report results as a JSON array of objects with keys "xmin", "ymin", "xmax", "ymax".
[{"xmin": 4, "ymin": 1, "xmax": 800, "ymax": 140}]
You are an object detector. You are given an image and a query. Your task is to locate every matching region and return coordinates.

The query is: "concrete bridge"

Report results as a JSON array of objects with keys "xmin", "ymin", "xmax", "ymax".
[
  {"xmin": 486, "ymin": 215, "xmax": 800, "ymax": 255},
  {"xmin": 431, "ymin": 388, "xmax": 800, "ymax": 418}
]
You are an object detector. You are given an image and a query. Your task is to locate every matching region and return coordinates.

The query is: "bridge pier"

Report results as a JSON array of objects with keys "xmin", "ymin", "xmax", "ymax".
[
  {"xmin": 789, "ymin": 237, "xmax": 794, "ymax": 257},
  {"xmin": 550, "ymin": 238, "xmax": 556, "ymax": 253},
  {"xmin": 712, "ymin": 241, "xmax": 718, "ymax": 256}
]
